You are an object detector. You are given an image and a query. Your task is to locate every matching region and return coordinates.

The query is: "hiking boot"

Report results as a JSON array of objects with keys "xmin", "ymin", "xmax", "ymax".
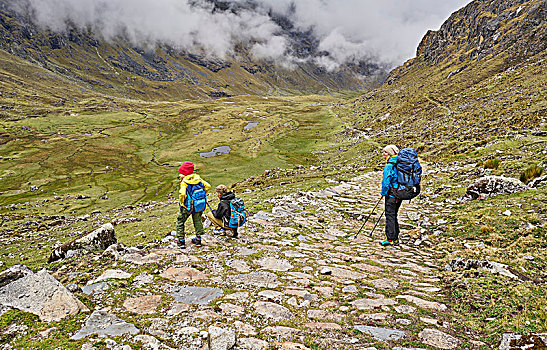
[
  {"xmin": 393, "ymin": 239, "xmax": 400, "ymax": 246},
  {"xmin": 231, "ymin": 228, "xmax": 238, "ymax": 238},
  {"xmin": 380, "ymin": 239, "xmax": 393, "ymax": 246},
  {"xmin": 191, "ymin": 237, "xmax": 202, "ymax": 246},
  {"xmin": 177, "ymin": 239, "xmax": 186, "ymax": 248}
]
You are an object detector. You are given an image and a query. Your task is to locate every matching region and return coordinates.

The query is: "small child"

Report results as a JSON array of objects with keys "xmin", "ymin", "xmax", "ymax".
[
  {"xmin": 205, "ymin": 184, "xmax": 238, "ymax": 238},
  {"xmin": 176, "ymin": 162, "xmax": 211, "ymax": 248}
]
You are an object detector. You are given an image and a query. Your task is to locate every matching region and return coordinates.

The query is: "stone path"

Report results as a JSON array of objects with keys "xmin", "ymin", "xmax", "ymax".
[{"xmin": 71, "ymin": 172, "xmax": 471, "ymax": 349}]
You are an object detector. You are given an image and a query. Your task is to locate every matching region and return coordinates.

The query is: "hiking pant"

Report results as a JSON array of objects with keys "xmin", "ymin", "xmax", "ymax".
[
  {"xmin": 205, "ymin": 211, "xmax": 238, "ymax": 236},
  {"xmin": 385, "ymin": 196, "xmax": 402, "ymax": 241},
  {"xmin": 205, "ymin": 211, "xmax": 231, "ymax": 230},
  {"xmin": 176, "ymin": 206, "xmax": 204, "ymax": 240}
]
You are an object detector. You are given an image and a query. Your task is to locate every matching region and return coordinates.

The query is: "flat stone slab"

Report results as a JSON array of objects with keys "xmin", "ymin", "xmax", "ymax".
[
  {"xmin": 394, "ymin": 305, "xmax": 417, "ymax": 314},
  {"xmin": 320, "ymin": 266, "xmax": 366, "ymax": 280},
  {"xmin": 160, "ymin": 267, "xmax": 208, "ymax": 282},
  {"xmin": 351, "ymin": 298, "xmax": 397, "ymax": 310},
  {"xmin": 123, "ymin": 295, "xmax": 162, "ymax": 314},
  {"xmin": 283, "ymin": 251, "xmax": 308, "ymax": 258},
  {"xmin": 227, "ymin": 259, "xmax": 251, "ymax": 273},
  {"xmin": 253, "ymin": 301, "xmax": 294, "ymax": 321},
  {"xmin": 170, "ymin": 286, "xmax": 223, "ymax": 305},
  {"xmin": 71, "ymin": 310, "xmax": 139, "ymax": 340},
  {"xmin": 238, "ymin": 338, "xmax": 269, "ymax": 350},
  {"xmin": 419, "ymin": 328, "xmax": 459, "ymax": 349},
  {"xmin": 352, "ymin": 263, "xmax": 382, "ymax": 273},
  {"xmin": 304, "ymin": 322, "xmax": 342, "ymax": 330},
  {"xmin": 396, "ymin": 295, "xmax": 447, "ymax": 311},
  {"xmin": 92, "ymin": 269, "xmax": 132, "ymax": 283},
  {"xmin": 229, "ymin": 271, "xmax": 280, "ymax": 288},
  {"xmin": 81, "ymin": 282, "xmax": 109, "ymax": 295},
  {"xmin": 371, "ymin": 278, "xmax": 399, "ymax": 290},
  {"xmin": 256, "ymin": 257, "xmax": 293, "ymax": 271},
  {"xmin": 121, "ymin": 252, "xmax": 163, "ymax": 265},
  {"xmin": 261, "ymin": 326, "xmax": 301, "ymax": 337},
  {"xmin": 354, "ymin": 325, "xmax": 406, "ymax": 341},
  {"xmin": 0, "ymin": 269, "xmax": 89, "ymax": 322}
]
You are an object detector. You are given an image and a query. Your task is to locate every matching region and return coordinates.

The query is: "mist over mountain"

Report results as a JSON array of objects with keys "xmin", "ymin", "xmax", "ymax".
[{"xmin": 8, "ymin": 0, "xmax": 469, "ymax": 70}]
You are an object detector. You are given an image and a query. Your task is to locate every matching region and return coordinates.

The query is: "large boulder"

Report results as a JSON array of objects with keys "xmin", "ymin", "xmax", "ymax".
[
  {"xmin": 0, "ymin": 265, "xmax": 33, "ymax": 288},
  {"xmin": 49, "ymin": 223, "xmax": 116, "ymax": 263},
  {"xmin": 0, "ymin": 268, "xmax": 89, "ymax": 322},
  {"xmin": 467, "ymin": 176, "xmax": 529, "ymax": 199}
]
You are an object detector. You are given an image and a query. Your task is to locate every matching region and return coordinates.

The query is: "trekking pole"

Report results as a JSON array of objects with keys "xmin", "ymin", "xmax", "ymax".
[
  {"xmin": 353, "ymin": 196, "xmax": 383, "ymax": 239},
  {"xmin": 369, "ymin": 210, "xmax": 385, "ymax": 237}
]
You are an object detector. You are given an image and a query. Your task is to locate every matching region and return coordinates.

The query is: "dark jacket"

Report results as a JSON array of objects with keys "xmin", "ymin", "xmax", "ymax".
[{"xmin": 213, "ymin": 192, "xmax": 235, "ymax": 224}]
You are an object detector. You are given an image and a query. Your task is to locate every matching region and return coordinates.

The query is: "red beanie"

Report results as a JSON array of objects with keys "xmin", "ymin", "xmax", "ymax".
[{"xmin": 178, "ymin": 162, "xmax": 194, "ymax": 176}]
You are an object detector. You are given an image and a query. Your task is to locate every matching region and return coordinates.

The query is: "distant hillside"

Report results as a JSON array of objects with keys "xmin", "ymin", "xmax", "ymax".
[
  {"xmin": 0, "ymin": 1, "xmax": 384, "ymax": 101},
  {"xmin": 337, "ymin": 0, "xmax": 546, "ymax": 159}
]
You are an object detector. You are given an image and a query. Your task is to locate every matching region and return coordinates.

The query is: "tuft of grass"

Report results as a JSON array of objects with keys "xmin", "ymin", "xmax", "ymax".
[
  {"xmin": 480, "ymin": 225, "xmax": 495, "ymax": 234},
  {"xmin": 520, "ymin": 164, "xmax": 544, "ymax": 184},
  {"xmin": 484, "ymin": 158, "xmax": 501, "ymax": 169}
]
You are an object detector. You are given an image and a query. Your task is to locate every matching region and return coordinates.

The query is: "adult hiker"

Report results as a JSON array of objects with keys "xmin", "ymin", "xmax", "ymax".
[
  {"xmin": 380, "ymin": 144, "xmax": 401, "ymax": 246},
  {"xmin": 205, "ymin": 184, "xmax": 239, "ymax": 238},
  {"xmin": 176, "ymin": 161, "xmax": 211, "ymax": 248}
]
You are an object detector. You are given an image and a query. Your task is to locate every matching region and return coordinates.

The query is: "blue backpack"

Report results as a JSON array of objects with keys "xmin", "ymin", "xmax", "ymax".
[
  {"xmin": 228, "ymin": 197, "xmax": 246, "ymax": 228},
  {"xmin": 389, "ymin": 148, "xmax": 422, "ymax": 200},
  {"xmin": 185, "ymin": 183, "xmax": 207, "ymax": 213}
]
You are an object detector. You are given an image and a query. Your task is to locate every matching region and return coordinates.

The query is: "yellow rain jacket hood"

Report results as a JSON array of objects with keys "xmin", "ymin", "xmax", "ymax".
[{"xmin": 179, "ymin": 174, "xmax": 211, "ymax": 205}]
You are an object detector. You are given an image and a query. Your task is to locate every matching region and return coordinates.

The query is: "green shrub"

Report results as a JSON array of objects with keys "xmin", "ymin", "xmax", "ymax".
[
  {"xmin": 484, "ymin": 158, "xmax": 501, "ymax": 169},
  {"xmin": 520, "ymin": 164, "xmax": 544, "ymax": 184}
]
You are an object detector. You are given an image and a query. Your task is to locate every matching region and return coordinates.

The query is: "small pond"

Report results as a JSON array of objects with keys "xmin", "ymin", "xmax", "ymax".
[{"xmin": 199, "ymin": 145, "xmax": 231, "ymax": 158}]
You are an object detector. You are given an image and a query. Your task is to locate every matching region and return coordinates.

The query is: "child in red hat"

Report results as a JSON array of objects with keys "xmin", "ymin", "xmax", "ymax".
[{"xmin": 176, "ymin": 162, "xmax": 210, "ymax": 247}]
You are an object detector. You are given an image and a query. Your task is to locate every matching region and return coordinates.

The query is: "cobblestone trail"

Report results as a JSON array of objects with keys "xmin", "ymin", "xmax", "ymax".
[{"xmin": 76, "ymin": 172, "xmax": 470, "ymax": 350}]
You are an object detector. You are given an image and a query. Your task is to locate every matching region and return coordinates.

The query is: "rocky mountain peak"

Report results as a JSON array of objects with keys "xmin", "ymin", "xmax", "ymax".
[{"xmin": 416, "ymin": 0, "xmax": 546, "ymax": 64}]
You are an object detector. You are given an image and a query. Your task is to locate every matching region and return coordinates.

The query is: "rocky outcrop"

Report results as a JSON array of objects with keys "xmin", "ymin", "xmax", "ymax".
[
  {"xmin": 445, "ymin": 258, "xmax": 528, "ymax": 281},
  {"xmin": 417, "ymin": 0, "xmax": 546, "ymax": 64},
  {"xmin": 49, "ymin": 223, "xmax": 117, "ymax": 263},
  {"xmin": 466, "ymin": 175, "xmax": 529, "ymax": 199}
]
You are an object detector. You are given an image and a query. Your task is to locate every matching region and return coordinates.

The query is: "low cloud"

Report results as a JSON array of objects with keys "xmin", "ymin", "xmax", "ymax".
[{"xmin": 10, "ymin": 0, "xmax": 470, "ymax": 70}]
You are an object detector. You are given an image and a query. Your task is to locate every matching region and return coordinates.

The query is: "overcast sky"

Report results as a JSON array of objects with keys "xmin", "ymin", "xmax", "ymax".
[{"xmin": 11, "ymin": 0, "xmax": 471, "ymax": 69}]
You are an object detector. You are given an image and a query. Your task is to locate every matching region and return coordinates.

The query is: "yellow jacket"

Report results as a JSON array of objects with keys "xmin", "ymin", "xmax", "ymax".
[{"xmin": 179, "ymin": 174, "xmax": 211, "ymax": 205}]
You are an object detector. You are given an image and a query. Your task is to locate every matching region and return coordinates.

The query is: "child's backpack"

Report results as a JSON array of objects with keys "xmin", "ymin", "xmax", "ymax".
[
  {"xmin": 390, "ymin": 148, "xmax": 422, "ymax": 200},
  {"xmin": 185, "ymin": 183, "xmax": 207, "ymax": 213},
  {"xmin": 228, "ymin": 197, "xmax": 247, "ymax": 228}
]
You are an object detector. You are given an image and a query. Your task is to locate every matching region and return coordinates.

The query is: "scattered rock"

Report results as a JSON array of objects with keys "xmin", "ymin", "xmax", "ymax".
[
  {"xmin": 351, "ymin": 298, "xmax": 397, "ymax": 310},
  {"xmin": 208, "ymin": 326, "xmax": 236, "ymax": 350},
  {"xmin": 395, "ymin": 295, "xmax": 446, "ymax": 311},
  {"xmin": 467, "ymin": 176, "xmax": 529, "ymax": 200},
  {"xmin": 123, "ymin": 295, "xmax": 161, "ymax": 314},
  {"xmin": 71, "ymin": 310, "xmax": 139, "ymax": 340},
  {"xmin": 169, "ymin": 286, "xmax": 223, "ymax": 305},
  {"xmin": 445, "ymin": 258, "xmax": 525, "ymax": 280},
  {"xmin": 253, "ymin": 301, "xmax": 294, "ymax": 321},
  {"xmin": 229, "ymin": 271, "xmax": 280, "ymax": 288},
  {"xmin": 499, "ymin": 333, "xmax": 547, "ymax": 350},
  {"xmin": 354, "ymin": 325, "xmax": 406, "ymax": 341},
  {"xmin": 92, "ymin": 269, "xmax": 132, "ymax": 283},
  {"xmin": 371, "ymin": 278, "xmax": 399, "ymax": 290},
  {"xmin": 160, "ymin": 267, "xmax": 208, "ymax": 282},
  {"xmin": 238, "ymin": 337, "xmax": 269, "ymax": 350},
  {"xmin": 418, "ymin": 328, "xmax": 459, "ymax": 349},
  {"xmin": 256, "ymin": 257, "xmax": 293, "ymax": 271}
]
